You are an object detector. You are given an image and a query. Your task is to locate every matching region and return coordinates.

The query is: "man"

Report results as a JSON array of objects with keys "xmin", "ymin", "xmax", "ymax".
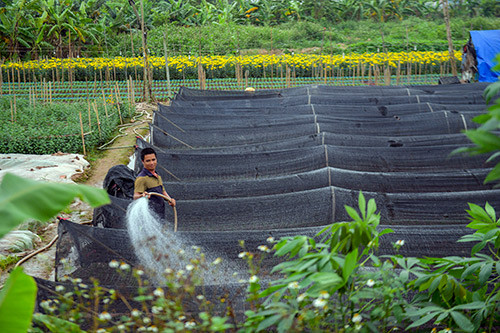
[{"xmin": 134, "ymin": 147, "xmax": 176, "ymax": 218}]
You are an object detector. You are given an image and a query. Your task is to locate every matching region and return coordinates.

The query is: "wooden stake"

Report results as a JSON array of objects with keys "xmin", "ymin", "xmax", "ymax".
[
  {"xmin": 115, "ymin": 82, "xmax": 123, "ymax": 124},
  {"xmin": 92, "ymin": 102, "xmax": 102, "ymax": 136},
  {"xmin": 79, "ymin": 110, "xmax": 86, "ymax": 155},
  {"xmin": 101, "ymin": 88, "xmax": 109, "ymax": 117}
]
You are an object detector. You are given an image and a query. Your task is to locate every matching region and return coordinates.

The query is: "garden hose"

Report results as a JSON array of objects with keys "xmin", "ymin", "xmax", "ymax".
[{"xmin": 146, "ymin": 192, "xmax": 178, "ymax": 232}]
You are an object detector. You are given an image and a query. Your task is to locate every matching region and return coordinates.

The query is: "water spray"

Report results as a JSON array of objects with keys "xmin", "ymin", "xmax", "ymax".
[{"xmin": 145, "ymin": 191, "xmax": 178, "ymax": 232}]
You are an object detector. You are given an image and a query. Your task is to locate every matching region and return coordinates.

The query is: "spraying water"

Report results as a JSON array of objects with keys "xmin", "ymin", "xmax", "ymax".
[{"xmin": 126, "ymin": 198, "xmax": 242, "ymax": 285}]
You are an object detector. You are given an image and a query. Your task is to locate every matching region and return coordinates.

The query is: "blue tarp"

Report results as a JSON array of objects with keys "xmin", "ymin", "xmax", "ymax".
[{"xmin": 470, "ymin": 30, "xmax": 500, "ymax": 82}]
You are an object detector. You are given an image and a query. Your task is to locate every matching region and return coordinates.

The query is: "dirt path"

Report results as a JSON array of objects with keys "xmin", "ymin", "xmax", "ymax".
[{"xmin": 5, "ymin": 103, "xmax": 155, "ymax": 283}]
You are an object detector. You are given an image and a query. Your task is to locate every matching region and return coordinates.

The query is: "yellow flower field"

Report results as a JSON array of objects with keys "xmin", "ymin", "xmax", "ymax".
[{"xmin": 1, "ymin": 51, "xmax": 461, "ymax": 73}]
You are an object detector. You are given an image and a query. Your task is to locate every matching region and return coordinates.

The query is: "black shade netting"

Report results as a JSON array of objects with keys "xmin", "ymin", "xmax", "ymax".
[
  {"xmin": 150, "ymin": 130, "xmax": 474, "ymax": 152},
  {"xmin": 102, "ymin": 165, "xmax": 136, "ymax": 200},
  {"xmin": 153, "ymin": 109, "xmax": 482, "ymax": 133},
  {"xmin": 170, "ymin": 93, "xmax": 487, "ymax": 109},
  {"xmin": 158, "ymin": 102, "xmax": 486, "ymax": 118},
  {"xmin": 93, "ymin": 187, "xmax": 500, "ymax": 231},
  {"xmin": 150, "ymin": 112, "xmax": 479, "ymax": 149},
  {"xmin": 55, "ymin": 219, "xmax": 478, "ymax": 287},
  {"xmin": 134, "ymin": 144, "xmax": 490, "ymax": 182},
  {"xmin": 174, "ymin": 83, "xmax": 491, "ymax": 101}
]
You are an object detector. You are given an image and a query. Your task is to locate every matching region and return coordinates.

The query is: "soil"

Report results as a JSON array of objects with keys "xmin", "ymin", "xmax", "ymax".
[{"xmin": 0, "ymin": 102, "xmax": 155, "ymax": 285}]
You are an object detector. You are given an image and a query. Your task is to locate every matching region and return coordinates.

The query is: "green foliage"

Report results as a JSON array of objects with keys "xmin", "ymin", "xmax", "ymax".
[
  {"xmin": 0, "ymin": 267, "xmax": 37, "ymax": 333},
  {"xmin": 0, "ymin": 97, "xmax": 135, "ymax": 154},
  {"xmin": 453, "ymin": 56, "xmax": 500, "ymax": 185},
  {"xmin": 0, "ymin": 173, "xmax": 110, "ymax": 238}
]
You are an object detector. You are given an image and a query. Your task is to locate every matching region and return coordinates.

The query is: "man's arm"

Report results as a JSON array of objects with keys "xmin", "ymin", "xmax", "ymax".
[{"xmin": 163, "ymin": 189, "xmax": 176, "ymax": 207}]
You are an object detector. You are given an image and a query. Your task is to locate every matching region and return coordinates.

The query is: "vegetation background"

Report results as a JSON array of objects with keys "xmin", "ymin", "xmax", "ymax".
[{"xmin": 1, "ymin": 0, "xmax": 499, "ymax": 60}]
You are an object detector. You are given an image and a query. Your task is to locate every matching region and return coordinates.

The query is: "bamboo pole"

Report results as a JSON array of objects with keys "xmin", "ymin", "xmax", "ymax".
[
  {"xmin": 79, "ymin": 110, "xmax": 87, "ymax": 155},
  {"xmin": 0, "ymin": 60, "xmax": 3, "ymax": 95},
  {"xmin": 101, "ymin": 88, "xmax": 109, "ymax": 117},
  {"xmin": 49, "ymin": 81, "xmax": 52, "ymax": 104},
  {"xmin": 92, "ymin": 102, "xmax": 102, "ymax": 136},
  {"xmin": 115, "ymin": 82, "xmax": 123, "ymax": 124}
]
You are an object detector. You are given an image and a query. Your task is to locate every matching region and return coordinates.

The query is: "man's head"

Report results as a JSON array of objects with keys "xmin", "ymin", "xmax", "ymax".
[{"xmin": 140, "ymin": 147, "xmax": 157, "ymax": 172}]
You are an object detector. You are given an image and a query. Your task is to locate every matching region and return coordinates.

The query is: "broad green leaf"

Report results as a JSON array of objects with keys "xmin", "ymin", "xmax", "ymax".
[
  {"xmin": 344, "ymin": 205, "xmax": 361, "ymax": 222},
  {"xmin": 478, "ymin": 263, "xmax": 493, "ymax": 285},
  {"xmin": 484, "ymin": 163, "xmax": 500, "ymax": 184},
  {"xmin": 309, "ymin": 272, "xmax": 342, "ymax": 287},
  {"xmin": 256, "ymin": 314, "xmax": 282, "ymax": 331},
  {"xmin": 342, "ymin": 248, "xmax": 358, "ymax": 281},
  {"xmin": 450, "ymin": 311, "xmax": 474, "ymax": 333},
  {"xmin": 276, "ymin": 315, "xmax": 294, "ymax": 333},
  {"xmin": 0, "ymin": 267, "xmax": 37, "ymax": 333},
  {"xmin": 0, "ymin": 173, "xmax": 110, "ymax": 238},
  {"xmin": 32, "ymin": 313, "xmax": 84, "ymax": 333},
  {"xmin": 465, "ymin": 130, "xmax": 500, "ymax": 152},
  {"xmin": 406, "ymin": 312, "xmax": 438, "ymax": 330},
  {"xmin": 453, "ymin": 301, "xmax": 487, "ymax": 310},
  {"xmin": 484, "ymin": 80, "xmax": 500, "ymax": 104}
]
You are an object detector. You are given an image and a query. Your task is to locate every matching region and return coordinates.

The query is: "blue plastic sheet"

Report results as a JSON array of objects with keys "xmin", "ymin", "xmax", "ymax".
[{"xmin": 470, "ymin": 30, "xmax": 500, "ymax": 82}]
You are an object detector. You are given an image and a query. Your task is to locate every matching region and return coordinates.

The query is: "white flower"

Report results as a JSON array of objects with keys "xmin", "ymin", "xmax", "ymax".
[
  {"xmin": 366, "ymin": 279, "xmax": 375, "ymax": 287},
  {"xmin": 178, "ymin": 249, "xmax": 185, "ymax": 255},
  {"xmin": 73, "ymin": 278, "xmax": 82, "ymax": 283},
  {"xmin": 287, "ymin": 281, "xmax": 299, "ymax": 289},
  {"xmin": 78, "ymin": 283, "xmax": 88, "ymax": 289},
  {"xmin": 152, "ymin": 306, "xmax": 163, "ymax": 314},
  {"xmin": 352, "ymin": 313, "xmax": 362, "ymax": 323},
  {"xmin": 443, "ymin": 329, "xmax": 452, "ymax": 333},
  {"xmin": 178, "ymin": 315, "xmax": 186, "ymax": 321},
  {"xmin": 109, "ymin": 260, "xmax": 119, "ymax": 268},
  {"xmin": 266, "ymin": 236, "xmax": 275, "ymax": 243},
  {"xmin": 164, "ymin": 268, "xmax": 173, "ymax": 274},
  {"xmin": 395, "ymin": 240, "xmax": 405, "ymax": 247},
  {"xmin": 131, "ymin": 309, "xmax": 141, "ymax": 317},
  {"xmin": 257, "ymin": 245, "xmax": 270, "ymax": 252},
  {"xmin": 143, "ymin": 317, "xmax": 151, "ymax": 324},
  {"xmin": 55, "ymin": 285, "xmax": 65, "ymax": 292},
  {"xmin": 249, "ymin": 275, "xmax": 259, "ymax": 283},
  {"xmin": 212, "ymin": 257, "xmax": 222, "ymax": 265},
  {"xmin": 186, "ymin": 264, "xmax": 194, "ymax": 271},
  {"xmin": 153, "ymin": 288, "xmax": 164, "ymax": 297},
  {"xmin": 135, "ymin": 269, "xmax": 144, "ymax": 276},
  {"xmin": 117, "ymin": 324, "xmax": 126, "ymax": 331},
  {"xmin": 319, "ymin": 291, "xmax": 330, "ymax": 299},
  {"xmin": 297, "ymin": 293, "xmax": 307, "ymax": 302},
  {"xmin": 176, "ymin": 270, "xmax": 185, "ymax": 277},
  {"xmin": 185, "ymin": 321, "xmax": 196, "ymax": 329},
  {"xmin": 147, "ymin": 326, "xmax": 158, "ymax": 332},
  {"xmin": 313, "ymin": 298, "xmax": 327, "ymax": 308},
  {"xmin": 99, "ymin": 311, "xmax": 112, "ymax": 321},
  {"xmin": 119, "ymin": 262, "xmax": 130, "ymax": 270},
  {"xmin": 196, "ymin": 295, "xmax": 205, "ymax": 300},
  {"xmin": 238, "ymin": 252, "xmax": 247, "ymax": 258},
  {"xmin": 97, "ymin": 329, "xmax": 107, "ymax": 333}
]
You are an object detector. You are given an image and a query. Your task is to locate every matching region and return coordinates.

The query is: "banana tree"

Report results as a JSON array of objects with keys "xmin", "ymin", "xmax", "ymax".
[{"xmin": 0, "ymin": 0, "xmax": 36, "ymax": 59}]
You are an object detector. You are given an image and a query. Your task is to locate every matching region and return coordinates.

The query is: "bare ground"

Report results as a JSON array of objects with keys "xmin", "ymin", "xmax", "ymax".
[{"xmin": 0, "ymin": 103, "xmax": 155, "ymax": 284}]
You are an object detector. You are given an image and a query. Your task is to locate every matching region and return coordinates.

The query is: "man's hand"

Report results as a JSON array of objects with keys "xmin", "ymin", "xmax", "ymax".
[
  {"xmin": 143, "ymin": 191, "xmax": 151, "ymax": 199},
  {"xmin": 168, "ymin": 198, "xmax": 176, "ymax": 207}
]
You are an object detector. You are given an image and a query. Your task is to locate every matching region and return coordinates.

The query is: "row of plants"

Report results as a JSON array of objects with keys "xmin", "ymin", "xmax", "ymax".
[
  {"xmin": 0, "ymin": 51, "xmax": 462, "ymax": 82},
  {"xmin": 0, "ymin": 97, "xmax": 135, "ymax": 154}
]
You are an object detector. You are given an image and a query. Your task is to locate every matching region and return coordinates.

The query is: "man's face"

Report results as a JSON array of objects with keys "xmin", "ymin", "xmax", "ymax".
[{"xmin": 142, "ymin": 153, "xmax": 157, "ymax": 172}]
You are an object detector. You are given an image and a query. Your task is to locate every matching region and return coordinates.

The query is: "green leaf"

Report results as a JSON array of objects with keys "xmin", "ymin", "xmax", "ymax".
[
  {"xmin": 466, "ymin": 130, "xmax": 500, "ymax": 153},
  {"xmin": 478, "ymin": 263, "xmax": 493, "ymax": 285},
  {"xmin": 32, "ymin": 313, "xmax": 84, "ymax": 333},
  {"xmin": 358, "ymin": 191, "xmax": 366, "ymax": 220},
  {"xmin": 276, "ymin": 315, "xmax": 294, "ymax": 333},
  {"xmin": 406, "ymin": 312, "xmax": 438, "ymax": 330},
  {"xmin": 484, "ymin": 81, "xmax": 500, "ymax": 104},
  {"xmin": 0, "ymin": 267, "xmax": 37, "ymax": 333},
  {"xmin": 256, "ymin": 314, "xmax": 282, "ymax": 331},
  {"xmin": 342, "ymin": 248, "xmax": 358, "ymax": 281},
  {"xmin": 344, "ymin": 205, "xmax": 361, "ymax": 222},
  {"xmin": 484, "ymin": 163, "xmax": 500, "ymax": 184},
  {"xmin": 0, "ymin": 173, "xmax": 110, "ymax": 238},
  {"xmin": 309, "ymin": 272, "xmax": 342, "ymax": 287},
  {"xmin": 450, "ymin": 311, "xmax": 474, "ymax": 333}
]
